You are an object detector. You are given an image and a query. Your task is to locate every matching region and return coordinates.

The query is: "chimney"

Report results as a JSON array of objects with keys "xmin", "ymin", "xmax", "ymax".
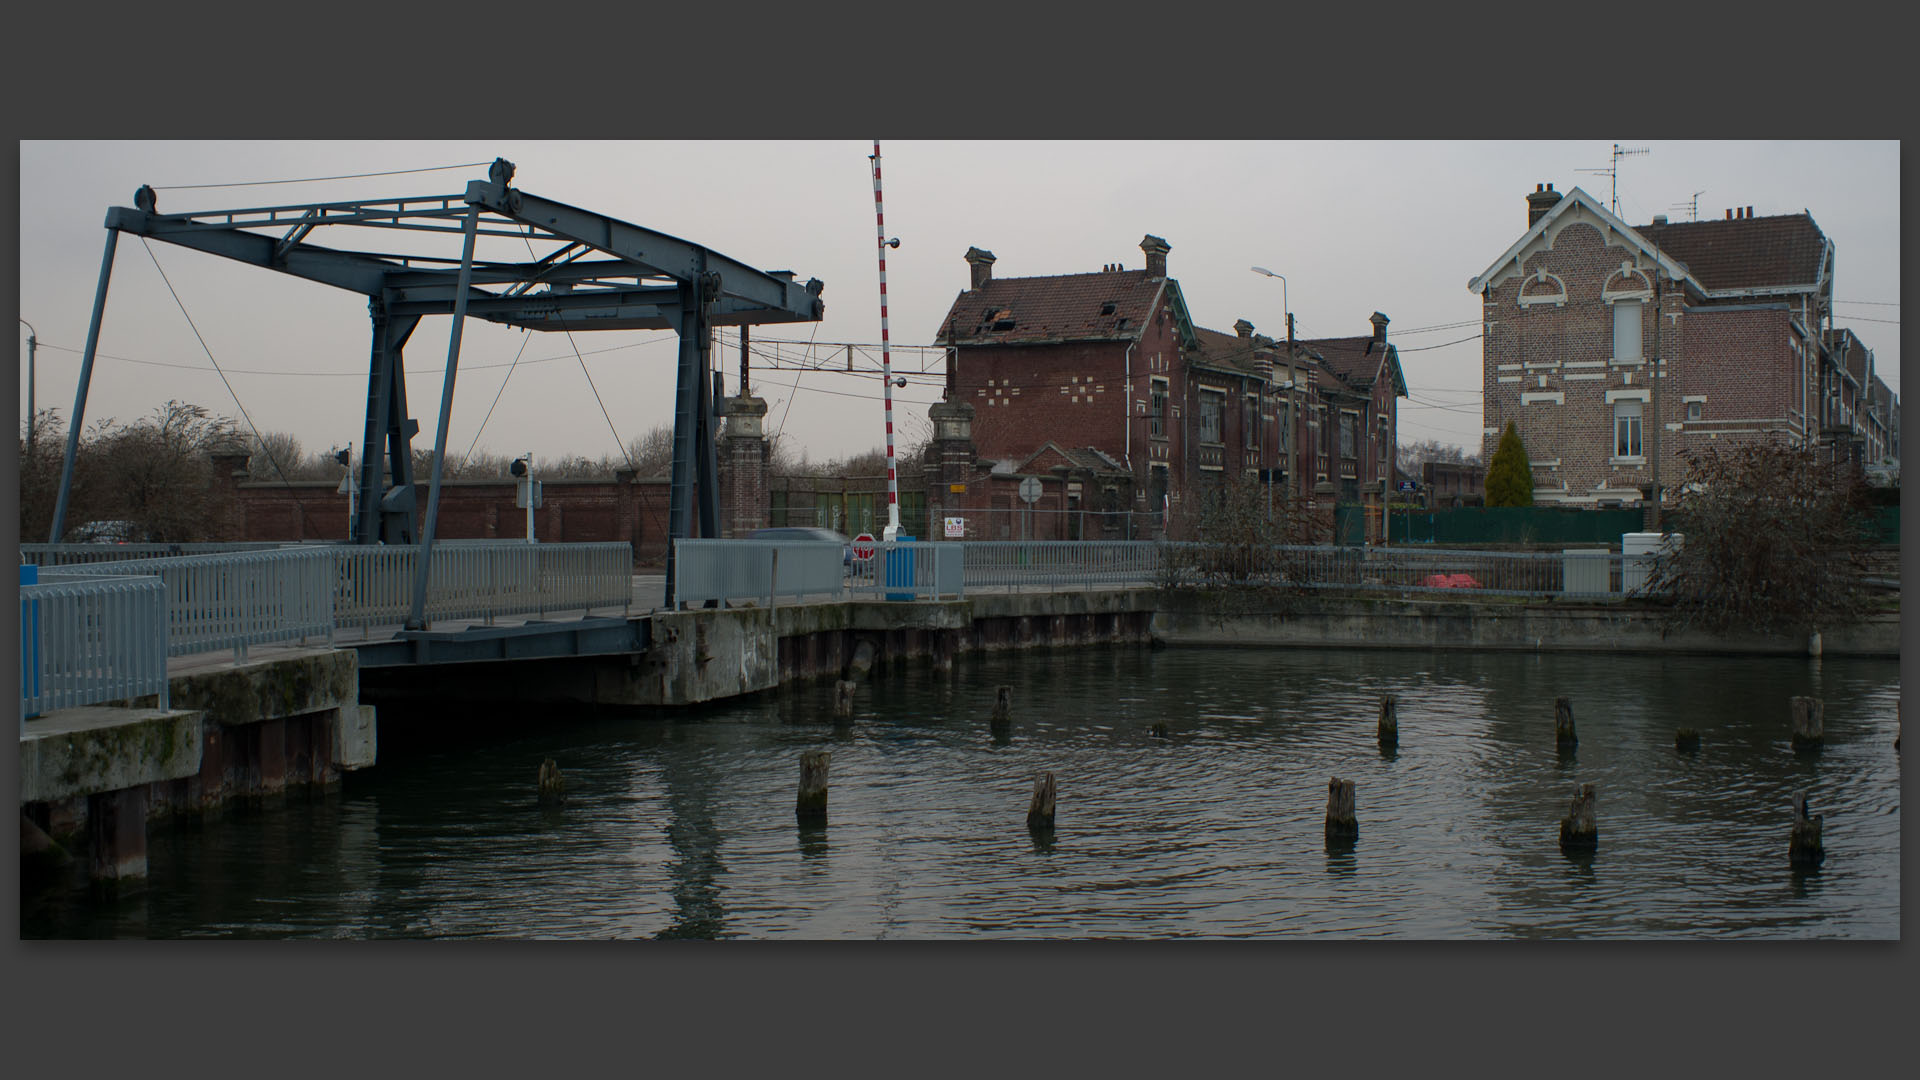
[
  {"xmin": 1726, "ymin": 209, "xmax": 1733, "ymax": 219},
  {"xmin": 1746, "ymin": 205, "xmax": 1754, "ymax": 218},
  {"xmin": 1369, "ymin": 311, "xmax": 1390, "ymax": 345},
  {"xmin": 1652, "ymin": 214, "xmax": 1668, "ymax": 225},
  {"xmin": 1526, "ymin": 183, "xmax": 1563, "ymax": 227},
  {"xmin": 1234, "ymin": 318, "xmax": 1255, "ymax": 339},
  {"xmin": 1140, "ymin": 234, "xmax": 1170, "ymax": 278},
  {"xmin": 965, "ymin": 246, "xmax": 996, "ymax": 290}
]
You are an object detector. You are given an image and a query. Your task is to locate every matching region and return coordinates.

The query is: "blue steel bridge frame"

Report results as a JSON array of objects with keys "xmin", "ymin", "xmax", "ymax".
[{"xmin": 48, "ymin": 159, "xmax": 825, "ymax": 627}]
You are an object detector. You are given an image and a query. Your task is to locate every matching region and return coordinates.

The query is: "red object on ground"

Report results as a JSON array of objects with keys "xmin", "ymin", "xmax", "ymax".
[{"xmin": 1420, "ymin": 573, "xmax": 1482, "ymax": 589}]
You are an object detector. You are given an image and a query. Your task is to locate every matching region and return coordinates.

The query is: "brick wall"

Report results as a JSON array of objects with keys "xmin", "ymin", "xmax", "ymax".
[{"xmin": 1481, "ymin": 219, "xmax": 1812, "ymax": 505}]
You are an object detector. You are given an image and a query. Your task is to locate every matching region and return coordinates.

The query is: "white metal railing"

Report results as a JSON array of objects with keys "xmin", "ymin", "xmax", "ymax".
[
  {"xmin": 21, "ymin": 575, "xmax": 171, "ymax": 726},
  {"xmin": 20, "ymin": 542, "xmax": 293, "ymax": 567},
  {"xmin": 672, "ymin": 540, "xmax": 850, "ymax": 608},
  {"xmin": 41, "ymin": 547, "xmax": 336, "ymax": 662},
  {"xmin": 847, "ymin": 541, "xmax": 965, "ymax": 601},
  {"xmin": 331, "ymin": 542, "xmax": 634, "ymax": 635},
  {"xmin": 961, "ymin": 540, "xmax": 1161, "ymax": 591}
]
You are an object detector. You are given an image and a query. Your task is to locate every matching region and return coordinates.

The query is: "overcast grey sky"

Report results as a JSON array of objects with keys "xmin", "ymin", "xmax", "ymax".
[{"xmin": 16, "ymin": 140, "xmax": 1899, "ymax": 470}]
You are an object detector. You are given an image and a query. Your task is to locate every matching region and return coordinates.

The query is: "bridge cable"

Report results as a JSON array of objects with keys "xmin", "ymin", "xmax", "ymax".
[
  {"xmin": 152, "ymin": 162, "xmax": 493, "ymax": 191},
  {"xmin": 139, "ymin": 237, "xmax": 327, "ymax": 535}
]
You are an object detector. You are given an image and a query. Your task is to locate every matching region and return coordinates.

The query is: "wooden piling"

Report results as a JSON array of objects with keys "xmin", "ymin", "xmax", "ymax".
[
  {"xmin": 1788, "ymin": 791, "xmax": 1824, "ymax": 869},
  {"xmin": 1675, "ymin": 728, "xmax": 1700, "ymax": 753},
  {"xmin": 1378, "ymin": 695, "xmax": 1398, "ymax": 749},
  {"xmin": 1150, "ymin": 722, "xmax": 1169, "ymax": 739},
  {"xmin": 832, "ymin": 680, "xmax": 856, "ymax": 720},
  {"xmin": 1026, "ymin": 771, "xmax": 1056, "ymax": 830},
  {"xmin": 1554, "ymin": 697, "xmax": 1577, "ymax": 749},
  {"xmin": 537, "ymin": 759, "xmax": 566, "ymax": 806},
  {"xmin": 989, "ymin": 685, "xmax": 1012, "ymax": 734},
  {"xmin": 796, "ymin": 750, "xmax": 831, "ymax": 821},
  {"xmin": 1790, "ymin": 696, "xmax": 1824, "ymax": 749},
  {"xmin": 1324, "ymin": 777, "xmax": 1357, "ymax": 842},
  {"xmin": 1558, "ymin": 783, "xmax": 1597, "ymax": 852}
]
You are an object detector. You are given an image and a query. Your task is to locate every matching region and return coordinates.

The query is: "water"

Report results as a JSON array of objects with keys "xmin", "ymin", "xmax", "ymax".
[{"xmin": 23, "ymin": 646, "xmax": 1900, "ymax": 939}]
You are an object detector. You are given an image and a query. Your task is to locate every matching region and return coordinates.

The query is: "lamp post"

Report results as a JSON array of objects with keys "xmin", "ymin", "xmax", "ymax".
[
  {"xmin": 1251, "ymin": 268, "xmax": 1295, "ymax": 523},
  {"xmin": 19, "ymin": 318, "xmax": 35, "ymax": 448}
]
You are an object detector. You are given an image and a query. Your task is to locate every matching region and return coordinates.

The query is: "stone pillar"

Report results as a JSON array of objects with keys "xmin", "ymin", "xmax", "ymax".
[
  {"xmin": 928, "ymin": 400, "xmax": 977, "ymax": 539},
  {"xmin": 209, "ymin": 449, "xmax": 251, "ymax": 541},
  {"xmin": 721, "ymin": 395, "xmax": 770, "ymax": 538}
]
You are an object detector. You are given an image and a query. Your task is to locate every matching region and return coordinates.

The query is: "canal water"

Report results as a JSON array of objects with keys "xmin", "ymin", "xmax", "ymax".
[{"xmin": 23, "ymin": 646, "xmax": 1901, "ymax": 939}]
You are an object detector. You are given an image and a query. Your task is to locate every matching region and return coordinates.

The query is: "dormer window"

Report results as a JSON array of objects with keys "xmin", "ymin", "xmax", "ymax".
[{"xmin": 1100, "ymin": 300, "xmax": 1117, "ymax": 315}]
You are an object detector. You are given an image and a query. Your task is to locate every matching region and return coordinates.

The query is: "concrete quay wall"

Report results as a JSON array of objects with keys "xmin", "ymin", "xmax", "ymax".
[{"xmin": 20, "ymin": 648, "xmax": 376, "ymax": 887}]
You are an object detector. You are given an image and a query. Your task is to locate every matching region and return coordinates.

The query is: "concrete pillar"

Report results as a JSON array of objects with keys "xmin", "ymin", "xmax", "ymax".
[
  {"xmin": 928, "ymin": 400, "xmax": 977, "ymax": 538},
  {"xmin": 721, "ymin": 395, "xmax": 770, "ymax": 538},
  {"xmin": 87, "ymin": 786, "xmax": 149, "ymax": 883}
]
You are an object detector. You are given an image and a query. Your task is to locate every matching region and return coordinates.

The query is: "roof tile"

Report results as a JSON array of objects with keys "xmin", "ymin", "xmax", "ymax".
[
  {"xmin": 936, "ymin": 269, "xmax": 1162, "ymax": 345},
  {"xmin": 1637, "ymin": 213, "xmax": 1827, "ymax": 291}
]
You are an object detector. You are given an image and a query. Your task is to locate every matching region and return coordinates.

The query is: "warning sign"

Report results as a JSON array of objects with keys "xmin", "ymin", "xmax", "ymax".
[{"xmin": 944, "ymin": 517, "xmax": 965, "ymax": 538}]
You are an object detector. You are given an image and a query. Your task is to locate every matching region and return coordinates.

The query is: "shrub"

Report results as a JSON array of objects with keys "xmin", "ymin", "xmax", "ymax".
[{"xmin": 1484, "ymin": 421, "xmax": 1534, "ymax": 507}]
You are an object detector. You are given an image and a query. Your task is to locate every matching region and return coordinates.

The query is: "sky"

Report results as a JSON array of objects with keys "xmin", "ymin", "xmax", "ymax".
[{"xmin": 16, "ymin": 140, "xmax": 1900, "ymax": 472}]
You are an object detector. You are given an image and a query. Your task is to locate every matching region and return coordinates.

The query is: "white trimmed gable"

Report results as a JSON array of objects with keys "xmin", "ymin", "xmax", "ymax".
[{"xmin": 1466, "ymin": 186, "xmax": 1694, "ymax": 296}]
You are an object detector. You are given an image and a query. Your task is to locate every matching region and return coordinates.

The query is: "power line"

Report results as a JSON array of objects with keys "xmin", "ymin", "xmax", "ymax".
[
  {"xmin": 31, "ymin": 333, "xmax": 675, "ymax": 376},
  {"xmin": 1395, "ymin": 333, "xmax": 1483, "ymax": 353},
  {"xmin": 152, "ymin": 162, "xmax": 492, "ymax": 191},
  {"xmin": 1835, "ymin": 300, "xmax": 1899, "ymax": 307}
]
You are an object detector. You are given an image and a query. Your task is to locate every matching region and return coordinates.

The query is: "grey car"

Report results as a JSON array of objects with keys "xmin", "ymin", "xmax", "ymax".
[{"xmin": 749, "ymin": 527, "xmax": 854, "ymax": 567}]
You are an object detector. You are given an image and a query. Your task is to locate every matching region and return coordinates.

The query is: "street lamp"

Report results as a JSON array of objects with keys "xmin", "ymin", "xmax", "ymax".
[
  {"xmin": 1251, "ymin": 268, "xmax": 1297, "ymax": 524},
  {"xmin": 19, "ymin": 318, "xmax": 35, "ymax": 448}
]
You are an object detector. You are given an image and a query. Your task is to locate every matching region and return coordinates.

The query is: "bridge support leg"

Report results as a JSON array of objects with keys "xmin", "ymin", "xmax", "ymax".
[
  {"xmin": 49, "ymin": 228, "xmax": 120, "ymax": 542},
  {"xmin": 664, "ymin": 271, "xmax": 722, "ymax": 607},
  {"xmin": 406, "ymin": 201, "xmax": 482, "ymax": 630},
  {"xmin": 355, "ymin": 299, "xmax": 421, "ymax": 545}
]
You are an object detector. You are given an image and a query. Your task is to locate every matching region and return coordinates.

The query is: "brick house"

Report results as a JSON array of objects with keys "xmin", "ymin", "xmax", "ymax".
[
  {"xmin": 1469, "ymin": 183, "xmax": 1885, "ymax": 506},
  {"xmin": 930, "ymin": 235, "xmax": 1403, "ymax": 540}
]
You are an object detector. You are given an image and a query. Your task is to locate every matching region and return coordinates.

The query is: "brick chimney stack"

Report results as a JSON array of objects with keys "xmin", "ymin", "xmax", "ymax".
[
  {"xmin": 1234, "ymin": 318, "xmax": 1255, "ymax": 339},
  {"xmin": 1527, "ymin": 183, "xmax": 1563, "ymax": 227},
  {"xmin": 1370, "ymin": 311, "xmax": 1390, "ymax": 345},
  {"xmin": 1140, "ymin": 234, "xmax": 1170, "ymax": 278},
  {"xmin": 965, "ymin": 246, "xmax": 996, "ymax": 290}
]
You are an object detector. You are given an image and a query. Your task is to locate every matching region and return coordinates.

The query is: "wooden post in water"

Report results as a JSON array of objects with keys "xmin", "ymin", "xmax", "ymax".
[
  {"xmin": 1150, "ymin": 722, "xmax": 1169, "ymax": 739},
  {"xmin": 537, "ymin": 759, "xmax": 566, "ymax": 806},
  {"xmin": 1674, "ymin": 728, "xmax": 1701, "ymax": 753},
  {"xmin": 1559, "ymin": 783, "xmax": 1597, "ymax": 852},
  {"xmin": 989, "ymin": 685, "xmax": 1012, "ymax": 735},
  {"xmin": 1378, "ymin": 695, "xmax": 1398, "ymax": 750},
  {"xmin": 1026, "ymin": 771, "xmax": 1056, "ymax": 830},
  {"xmin": 1788, "ymin": 790, "xmax": 1824, "ymax": 868},
  {"xmin": 1555, "ymin": 697, "xmax": 1577, "ymax": 750},
  {"xmin": 1324, "ymin": 777, "xmax": 1357, "ymax": 843},
  {"xmin": 796, "ymin": 750, "xmax": 831, "ymax": 821},
  {"xmin": 1790, "ymin": 696, "xmax": 1824, "ymax": 749},
  {"xmin": 833, "ymin": 679, "xmax": 856, "ymax": 721}
]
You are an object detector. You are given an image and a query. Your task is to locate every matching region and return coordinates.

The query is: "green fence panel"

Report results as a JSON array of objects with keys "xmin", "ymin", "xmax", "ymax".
[{"xmin": 1388, "ymin": 506, "xmax": 1647, "ymax": 547}]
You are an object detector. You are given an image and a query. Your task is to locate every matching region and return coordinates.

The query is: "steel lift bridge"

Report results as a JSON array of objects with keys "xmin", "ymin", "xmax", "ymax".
[{"xmin": 49, "ymin": 158, "xmax": 825, "ymax": 631}]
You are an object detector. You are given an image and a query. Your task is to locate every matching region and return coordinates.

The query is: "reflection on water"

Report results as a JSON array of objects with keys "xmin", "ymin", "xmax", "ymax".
[{"xmin": 21, "ymin": 646, "xmax": 1900, "ymax": 940}]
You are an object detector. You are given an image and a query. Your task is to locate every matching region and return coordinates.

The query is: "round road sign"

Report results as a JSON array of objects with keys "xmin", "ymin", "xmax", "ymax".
[
  {"xmin": 1018, "ymin": 476, "xmax": 1042, "ymax": 504},
  {"xmin": 852, "ymin": 533, "xmax": 877, "ymax": 560}
]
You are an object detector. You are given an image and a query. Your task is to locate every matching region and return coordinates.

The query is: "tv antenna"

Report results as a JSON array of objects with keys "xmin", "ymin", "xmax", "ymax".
[
  {"xmin": 1578, "ymin": 143, "xmax": 1649, "ymax": 216},
  {"xmin": 1668, "ymin": 189, "xmax": 1705, "ymax": 222}
]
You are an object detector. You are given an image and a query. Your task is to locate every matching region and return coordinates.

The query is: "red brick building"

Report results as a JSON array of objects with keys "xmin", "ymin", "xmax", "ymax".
[
  {"xmin": 1470, "ymin": 183, "xmax": 1887, "ymax": 506},
  {"xmin": 930, "ymin": 235, "xmax": 1403, "ymax": 540}
]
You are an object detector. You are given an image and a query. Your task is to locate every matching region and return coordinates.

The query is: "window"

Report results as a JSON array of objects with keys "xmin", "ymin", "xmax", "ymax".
[
  {"xmin": 1244, "ymin": 393, "xmax": 1261, "ymax": 450},
  {"xmin": 1199, "ymin": 388, "xmax": 1225, "ymax": 444},
  {"xmin": 1613, "ymin": 300, "xmax": 1643, "ymax": 362},
  {"xmin": 1614, "ymin": 399, "xmax": 1643, "ymax": 458},
  {"xmin": 1687, "ymin": 400, "xmax": 1702, "ymax": 421},
  {"xmin": 1149, "ymin": 378, "xmax": 1168, "ymax": 438},
  {"xmin": 1340, "ymin": 413, "xmax": 1358, "ymax": 459}
]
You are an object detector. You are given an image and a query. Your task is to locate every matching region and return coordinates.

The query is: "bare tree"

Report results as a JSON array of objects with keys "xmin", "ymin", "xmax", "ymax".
[
  {"xmin": 1644, "ymin": 438, "xmax": 1877, "ymax": 635},
  {"xmin": 1396, "ymin": 437, "xmax": 1479, "ymax": 478}
]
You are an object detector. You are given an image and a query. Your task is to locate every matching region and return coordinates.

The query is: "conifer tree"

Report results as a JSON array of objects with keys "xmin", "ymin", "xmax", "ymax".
[{"xmin": 1484, "ymin": 420, "xmax": 1534, "ymax": 507}]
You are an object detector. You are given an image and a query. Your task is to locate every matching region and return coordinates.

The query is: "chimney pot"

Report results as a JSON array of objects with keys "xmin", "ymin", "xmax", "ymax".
[
  {"xmin": 1140, "ymin": 234, "xmax": 1170, "ymax": 278},
  {"xmin": 1652, "ymin": 214, "xmax": 1668, "ymax": 225},
  {"xmin": 1526, "ymin": 183, "xmax": 1564, "ymax": 227},
  {"xmin": 1234, "ymin": 318, "xmax": 1255, "ymax": 339},
  {"xmin": 1726, "ymin": 209, "xmax": 1733, "ymax": 219},
  {"xmin": 964, "ymin": 246, "xmax": 997, "ymax": 290},
  {"xmin": 1747, "ymin": 205, "xmax": 1754, "ymax": 218}
]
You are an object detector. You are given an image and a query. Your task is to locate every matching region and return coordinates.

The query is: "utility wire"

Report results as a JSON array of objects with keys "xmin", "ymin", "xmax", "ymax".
[
  {"xmin": 32, "ymin": 333, "xmax": 673, "ymax": 376},
  {"xmin": 457, "ymin": 327, "xmax": 535, "ymax": 473},
  {"xmin": 153, "ymin": 162, "xmax": 491, "ymax": 191},
  {"xmin": 1395, "ymin": 334, "xmax": 1483, "ymax": 352},
  {"xmin": 139, "ymin": 237, "xmax": 322, "ymax": 531}
]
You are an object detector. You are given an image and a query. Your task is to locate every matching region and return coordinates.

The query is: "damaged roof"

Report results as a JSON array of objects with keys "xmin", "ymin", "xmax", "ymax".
[
  {"xmin": 1297, "ymin": 335, "xmax": 1408, "ymax": 398},
  {"xmin": 935, "ymin": 269, "xmax": 1165, "ymax": 346}
]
